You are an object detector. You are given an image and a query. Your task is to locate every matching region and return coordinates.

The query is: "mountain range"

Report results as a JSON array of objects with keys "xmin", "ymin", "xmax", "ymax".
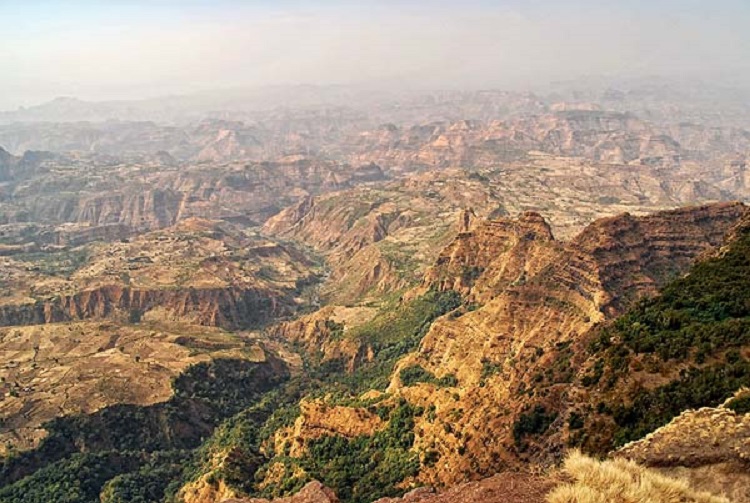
[{"xmin": 0, "ymin": 83, "xmax": 749, "ymax": 503}]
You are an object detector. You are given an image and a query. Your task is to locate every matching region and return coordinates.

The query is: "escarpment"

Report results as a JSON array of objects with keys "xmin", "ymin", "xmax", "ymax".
[
  {"xmin": 421, "ymin": 201, "xmax": 747, "ymax": 320},
  {"xmin": 0, "ymin": 284, "xmax": 289, "ymax": 329},
  {"xmin": 5, "ymin": 85, "xmax": 750, "ymax": 503},
  {"xmin": 263, "ymin": 172, "xmax": 506, "ymax": 303},
  {"xmin": 397, "ymin": 202, "xmax": 749, "ymax": 484},
  {"xmin": 265, "ymin": 202, "xmax": 749, "ymax": 489},
  {"xmin": 421, "ymin": 211, "xmax": 556, "ymax": 300},
  {"xmin": 570, "ymin": 201, "xmax": 748, "ymax": 315},
  {"xmin": 0, "ymin": 218, "xmax": 322, "ymax": 329},
  {"xmin": 74, "ymin": 189, "xmax": 184, "ymax": 230},
  {"xmin": 234, "ymin": 201, "xmax": 749, "ymax": 496}
]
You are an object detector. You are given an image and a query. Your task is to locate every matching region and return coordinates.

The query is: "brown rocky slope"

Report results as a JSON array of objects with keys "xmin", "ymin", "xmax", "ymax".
[
  {"xmin": 263, "ymin": 202, "xmax": 748, "ymax": 491},
  {"xmin": 0, "ymin": 218, "xmax": 321, "ymax": 330}
]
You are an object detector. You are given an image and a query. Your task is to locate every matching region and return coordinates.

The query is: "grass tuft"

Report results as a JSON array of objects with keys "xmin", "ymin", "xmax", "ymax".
[{"xmin": 548, "ymin": 450, "xmax": 730, "ymax": 503}]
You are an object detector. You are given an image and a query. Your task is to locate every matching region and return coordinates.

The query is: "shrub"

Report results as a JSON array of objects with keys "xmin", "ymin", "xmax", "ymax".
[
  {"xmin": 295, "ymin": 401, "xmax": 421, "ymax": 503},
  {"xmin": 399, "ymin": 365, "xmax": 457, "ymax": 388},
  {"xmin": 513, "ymin": 405, "xmax": 558, "ymax": 450}
]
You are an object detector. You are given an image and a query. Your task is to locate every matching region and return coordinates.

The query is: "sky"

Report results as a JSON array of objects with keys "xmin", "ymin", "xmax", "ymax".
[{"xmin": 2, "ymin": 0, "xmax": 750, "ymax": 110}]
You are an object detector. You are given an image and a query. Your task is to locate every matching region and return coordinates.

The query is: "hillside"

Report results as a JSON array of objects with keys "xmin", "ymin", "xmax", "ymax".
[
  {"xmin": 1, "ymin": 202, "xmax": 747, "ymax": 503},
  {"xmin": 1, "ymin": 85, "xmax": 749, "ymax": 503},
  {"xmin": 253, "ymin": 202, "xmax": 747, "ymax": 491}
]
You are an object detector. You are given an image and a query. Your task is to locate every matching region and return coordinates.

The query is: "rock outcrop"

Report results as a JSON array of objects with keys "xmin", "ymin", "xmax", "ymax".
[
  {"xmin": 616, "ymin": 400, "xmax": 750, "ymax": 503},
  {"xmin": 0, "ymin": 284, "xmax": 286, "ymax": 329},
  {"xmin": 223, "ymin": 473, "xmax": 556, "ymax": 503},
  {"xmin": 271, "ymin": 399, "xmax": 386, "ymax": 458},
  {"xmin": 421, "ymin": 211, "xmax": 556, "ymax": 300},
  {"xmin": 223, "ymin": 481, "xmax": 339, "ymax": 503}
]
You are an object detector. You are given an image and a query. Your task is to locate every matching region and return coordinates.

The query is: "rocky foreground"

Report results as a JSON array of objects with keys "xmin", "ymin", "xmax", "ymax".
[{"xmin": 223, "ymin": 473, "xmax": 557, "ymax": 503}]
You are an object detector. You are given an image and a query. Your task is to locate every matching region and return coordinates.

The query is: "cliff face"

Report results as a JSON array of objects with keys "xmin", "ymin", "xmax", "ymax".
[
  {"xmin": 263, "ymin": 171, "xmax": 505, "ymax": 303},
  {"xmin": 270, "ymin": 399, "xmax": 386, "ymax": 458},
  {"xmin": 72, "ymin": 189, "xmax": 184, "ymax": 230},
  {"xmin": 263, "ymin": 202, "xmax": 748, "ymax": 489},
  {"xmin": 388, "ymin": 203, "xmax": 748, "ymax": 485},
  {"xmin": 268, "ymin": 305, "xmax": 377, "ymax": 368},
  {"xmin": 0, "ymin": 144, "xmax": 389, "ymax": 251},
  {"xmin": 420, "ymin": 211, "xmax": 556, "ymax": 301},
  {"xmin": 0, "ymin": 218, "xmax": 322, "ymax": 330},
  {"xmin": 0, "ymin": 285, "xmax": 286, "ymax": 330},
  {"xmin": 569, "ymin": 202, "xmax": 746, "ymax": 315}
]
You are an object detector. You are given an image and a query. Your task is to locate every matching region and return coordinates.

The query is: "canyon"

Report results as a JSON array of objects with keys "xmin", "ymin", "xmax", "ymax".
[{"xmin": 0, "ymin": 84, "xmax": 749, "ymax": 503}]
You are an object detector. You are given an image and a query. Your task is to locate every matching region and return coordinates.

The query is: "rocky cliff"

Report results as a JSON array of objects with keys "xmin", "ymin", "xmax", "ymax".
[
  {"xmin": 263, "ymin": 171, "xmax": 506, "ymax": 303},
  {"xmin": 0, "ymin": 218, "xmax": 321, "ymax": 330},
  {"xmin": 394, "ymin": 203, "xmax": 747, "ymax": 484},
  {"xmin": 263, "ymin": 202, "xmax": 748, "ymax": 490},
  {"xmin": 0, "ymin": 285, "xmax": 286, "ymax": 329},
  {"xmin": 615, "ymin": 395, "xmax": 750, "ymax": 503}
]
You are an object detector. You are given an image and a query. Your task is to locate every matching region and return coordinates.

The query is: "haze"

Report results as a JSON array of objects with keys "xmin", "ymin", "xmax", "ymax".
[{"xmin": 3, "ymin": 0, "xmax": 750, "ymax": 110}]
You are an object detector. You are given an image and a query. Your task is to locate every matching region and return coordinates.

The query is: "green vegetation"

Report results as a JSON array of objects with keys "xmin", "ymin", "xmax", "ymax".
[
  {"xmin": 480, "ymin": 358, "xmax": 502, "ymax": 383},
  {"xmin": 0, "ymin": 451, "xmax": 144, "ymax": 503},
  {"xmin": 590, "ymin": 225, "xmax": 750, "ymax": 364},
  {"xmin": 171, "ymin": 409, "xmax": 267, "ymax": 498},
  {"xmin": 16, "ymin": 246, "xmax": 90, "ymax": 278},
  {"xmin": 0, "ymin": 290, "xmax": 462, "ymax": 503},
  {"xmin": 460, "ymin": 265, "xmax": 484, "ymax": 285},
  {"xmin": 377, "ymin": 241, "xmax": 422, "ymax": 282},
  {"xmin": 513, "ymin": 405, "xmax": 558, "ymax": 451},
  {"xmin": 0, "ymin": 358, "xmax": 286, "ymax": 502},
  {"xmin": 306, "ymin": 290, "xmax": 462, "ymax": 394},
  {"xmin": 610, "ymin": 360, "xmax": 750, "ymax": 446},
  {"xmin": 263, "ymin": 400, "xmax": 421, "ymax": 503},
  {"xmin": 167, "ymin": 290, "xmax": 461, "ymax": 503},
  {"xmin": 399, "ymin": 364, "xmax": 458, "ymax": 387},
  {"xmin": 726, "ymin": 393, "xmax": 750, "ymax": 414},
  {"xmin": 581, "ymin": 222, "xmax": 750, "ymax": 449},
  {"xmin": 568, "ymin": 411, "xmax": 584, "ymax": 430},
  {"xmin": 99, "ymin": 451, "xmax": 188, "ymax": 503}
]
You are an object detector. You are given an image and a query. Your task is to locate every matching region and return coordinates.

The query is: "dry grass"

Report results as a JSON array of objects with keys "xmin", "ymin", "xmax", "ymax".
[{"xmin": 548, "ymin": 451, "xmax": 730, "ymax": 503}]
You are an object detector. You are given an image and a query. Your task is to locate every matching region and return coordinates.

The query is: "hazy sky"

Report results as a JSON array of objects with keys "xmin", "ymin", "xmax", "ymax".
[{"xmin": 2, "ymin": 0, "xmax": 749, "ymax": 110}]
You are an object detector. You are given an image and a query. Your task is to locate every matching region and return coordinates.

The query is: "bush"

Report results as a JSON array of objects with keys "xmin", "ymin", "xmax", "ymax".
[
  {"xmin": 287, "ymin": 401, "xmax": 421, "ymax": 503},
  {"xmin": 399, "ymin": 365, "xmax": 458, "ymax": 388},
  {"xmin": 580, "ymin": 224, "xmax": 750, "ymax": 449},
  {"xmin": 309, "ymin": 290, "xmax": 462, "ymax": 394},
  {"xmin": 726, "ymin": 394, "xmax": 750, "ymax": 414},
  {"xmin": 0, "ymin": 452, "xmax": 143, "ymax": 503},
  {"xmin": 0, "ymin": 358, "xmax": 287, "ymax": 499},
  {"xmin": 513, "ymin": 405, "xmax": 558, "ymax": 450},
  {"xmin": 611, "ymin": 360, "xmax": 750, "ymax": 446}
]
